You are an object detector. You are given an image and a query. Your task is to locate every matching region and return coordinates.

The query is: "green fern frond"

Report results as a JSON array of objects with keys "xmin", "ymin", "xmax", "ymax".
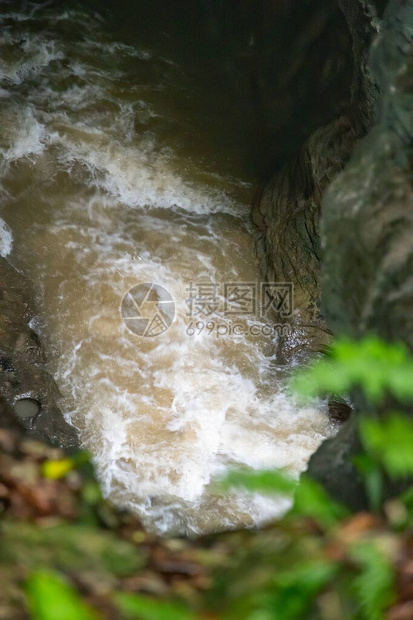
[{"xmin": 350, "ymin": 543, "xmax": 395, "ymax": 620}]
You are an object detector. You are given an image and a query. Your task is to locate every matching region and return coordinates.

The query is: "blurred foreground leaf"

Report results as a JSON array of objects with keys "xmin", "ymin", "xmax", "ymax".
[
  {"xmin": 291, "ymin": 337, "xmax": 413, "ymax": 404},
  {"xmin": 115, "ymin": 592, "xmax": 194, "ymax": 620},
  {"xmin": 350, "ymin": 543, "xmax": 395, "ymax": 620},
  {"xmin": 1, "ymin": 522, "xmax": 145, "ymax": 577},
  {"xmin": 218, "ymin": 468, "xmax": 347, "ymax": 531},
  {"xmin": 268, "ymin": 560, "xmax": 338, "ymax": 620},
  {"xmin": 291, "ymin": 476, "xmax": 348, "ymax": 529},
  {"xmin": 25, "ymin": 570, "xmax": 97, "ymax": 620},
  {"xmin": 353, "ymin": 454, "xmax": 383, "ymax": 511},
  {"xmin": 216, "ymin": 468, "xmax": 297, "ymax": 496},
  {"xmin": 359, "ymin": 413, "xmax": 413, "ymax": 477},
  {"xmin": 42, "ymin": 458, "xmax": 75, "ymax": 480},
  {"xmin": 41, "ymin": 452, "xmax": 91, "ymax": 480}
]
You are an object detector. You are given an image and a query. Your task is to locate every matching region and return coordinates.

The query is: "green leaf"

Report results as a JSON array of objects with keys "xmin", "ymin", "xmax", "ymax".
[
  {"xmin": 264, "ymin": 560, "xmax": 338, "ymax": 620},
  {"xmin": 400, "ymin": 485, "xmax": 413, "ymax": 507},
  {"xmin": 359, "ymin": 413, "xmax": 413, "ymax": 477},
  {"xmin": 25, "ymin": 570, "xmax": 97, "ymax": 620},
  {"xmin": 350, "ymin": 543, "xmax": 395, "ymax": 620},
  {"xmin": 353, "ymin": 454, "xmax": 383, "ymax": 511},
  {"xmin": 290, "ymin": 476, "xmax": 348, "ymax": 529},
  {"xmin": 291, "ymin": 337, "xmax": 413, "ymax": 404},
  {"xmin": 81, "ymin": 481, "xmax": 103, "ymax": 505},
  {"xmin": 216, "ymin": 469, "xmax": 346, "ymax": 530},
  {"xmin": 216, "ymin": 468, "xmax": 297, "ymax": 496},
  {"xmin": 115, "ymin": 593, "xmax": 193, "ymax": 620},
  {"xmin": 399, "ymin": 486, "xmax": 413, "ymax": 526}
]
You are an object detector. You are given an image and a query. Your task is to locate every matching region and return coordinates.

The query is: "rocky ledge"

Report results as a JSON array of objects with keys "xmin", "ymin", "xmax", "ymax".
[{"xmin": 0, "ymin": 257, "xmax": 78, "ymax": 449}]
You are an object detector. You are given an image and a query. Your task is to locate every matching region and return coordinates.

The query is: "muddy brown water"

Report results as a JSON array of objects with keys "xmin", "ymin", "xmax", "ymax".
[{"xmin": 0, "ymin": 5, "xmax": 332, "ymax": 534}]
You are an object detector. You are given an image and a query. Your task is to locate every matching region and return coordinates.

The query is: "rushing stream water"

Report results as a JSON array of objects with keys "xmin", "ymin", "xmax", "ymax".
[{"xmin": 0, "ymin": 4, "xmax": 332, "ymax": 535}]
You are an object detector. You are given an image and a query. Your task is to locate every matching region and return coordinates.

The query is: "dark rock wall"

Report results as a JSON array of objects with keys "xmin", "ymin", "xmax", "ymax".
[
  {"xmin": 252, "ymin": 1, "xmax": 379, "ymax": 364},
  {"xmin": 322, "ymin": 0, "xmax": 413, "ymax": 346},
  {"xmin": 251, "ymin": 0, "xmax": 413, "ymax": 505},
  {"xmin": 241, "ymin": 0, "xmax": 358, "ymax": 168},
  {"xmin": 308, "ymin": 0, "xmax": 413, "ymax": 507},
  {"xmin": 0, "ymin": 258, "xmax": 78, "ymax": 448},
  {"xmin": 252, "ymin": 117, "xmax": 359, "ymax": 363}
]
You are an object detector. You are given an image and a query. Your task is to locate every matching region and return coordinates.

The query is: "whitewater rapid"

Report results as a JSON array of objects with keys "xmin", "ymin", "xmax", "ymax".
[{"xmin": 0, "ymin": 5, "xmax": 332, "ymax": 534}]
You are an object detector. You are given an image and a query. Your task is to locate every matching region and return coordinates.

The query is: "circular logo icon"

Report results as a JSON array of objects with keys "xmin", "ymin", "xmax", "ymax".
[{"xmin": 121, "ymin": 283, "xmax": 175, "ymax": 337}]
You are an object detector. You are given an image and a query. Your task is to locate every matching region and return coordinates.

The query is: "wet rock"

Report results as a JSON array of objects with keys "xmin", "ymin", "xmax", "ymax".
[
  {"xmin": 307, "ymin": 416, "xmax": 368, "ymax": 510},
  {"xmin": 321, "ymin": 0, "xmax": 413, "ymax": 348},
  {"xmin": 328, "ymin": 398, "xmax": 353, "ymax": 423},
  {"xmin": 252, "ymin": 0, "xmax": 380, "ymax": 364},
  {"xmin": 253, "ymin": 0, "xmax": 413, "ymax": 499},
  {"xmin": 245, "ymin": 0, "xmax": 358, "ymax": 168},
  {"xmin": 253, "ymin": 116, "xmax": 361, "ymax": 364},
  {"xmin": 0, "ymin": 258, "xmax": 78, "ymax": 449},
  {"xmin": 310, "ymin": 0, "xmax": 413, "ymax": 493}
]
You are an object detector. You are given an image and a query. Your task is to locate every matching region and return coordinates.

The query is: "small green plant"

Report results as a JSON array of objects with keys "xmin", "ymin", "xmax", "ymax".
[{"xmin": 291, "ymin": 336, "xmax": 413, "ymax": 404}]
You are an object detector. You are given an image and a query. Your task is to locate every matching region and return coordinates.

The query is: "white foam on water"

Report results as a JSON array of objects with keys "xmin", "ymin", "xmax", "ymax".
[
  {"xmin": 0, "ymin": 105, "xmax": 46, "ymax": 161},
  {"xmin": 13, "ymin": 197, "xmax": 331, "ymax": 535},
  {"xmin": 83, "ymin": 38, "xmax": 152, "ymax": 60},
  {"xmin": 0, "ymin": 34, "xmax": 63, "ymax": 85},
  {"xmin": 54, "ymin": 134, "xmax": 243, "ymax": 215},
  {"xmin": 0, "ymin": 218, "xmax": 12, "ymax": 257},
  {"xmin": 0, "ymin": 9, "xmax": 333, "ymax": 535}
]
